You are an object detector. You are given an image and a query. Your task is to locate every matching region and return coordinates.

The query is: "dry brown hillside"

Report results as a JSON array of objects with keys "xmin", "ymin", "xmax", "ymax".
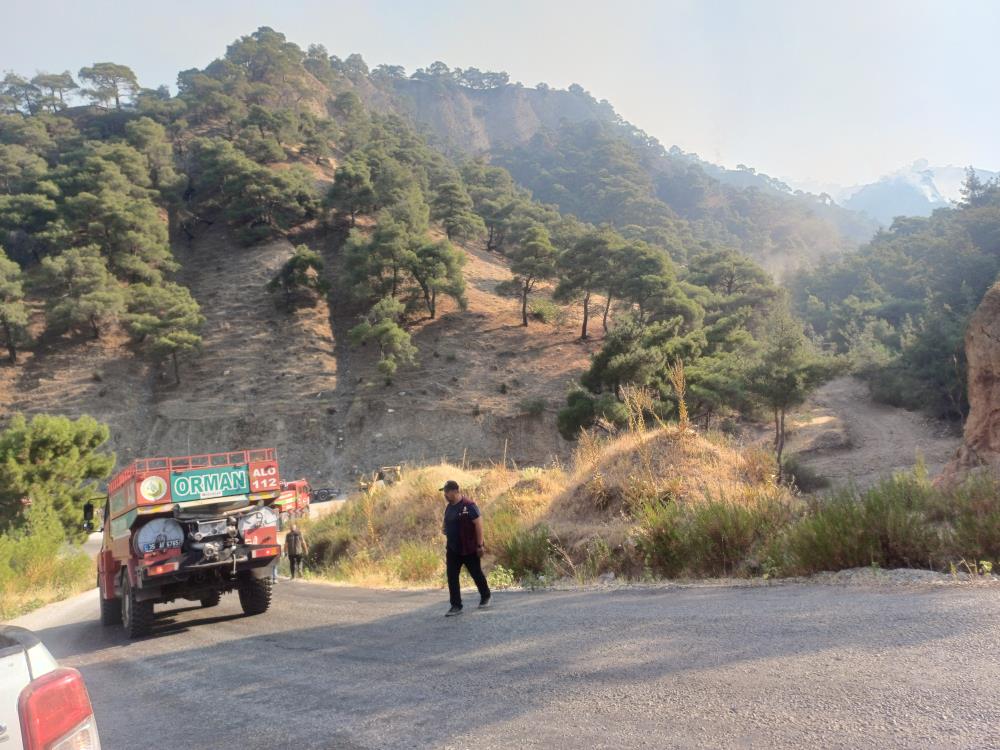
[{"xmin": 0, "ymin": 225, "xmax": 597, "ymax": 486}]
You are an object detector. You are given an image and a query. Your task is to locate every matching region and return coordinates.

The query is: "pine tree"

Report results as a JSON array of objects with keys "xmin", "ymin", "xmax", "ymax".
[
  {"xmin": 124, "ymin": 282, "xmax": 204, "ymax": 383},
  {"xmin": 327, "ymin": 158, "xmax": 376, "ymax": 226},
  {"xmin": 0, "ymin": 247, "xmax": 29, "ymax": 363},
  {"xmin": 431, "ymin": 181, "xmax": 484, "ymax": 241},
  {"xmin": 554, "ymin": 230, "xmax": 616, "ymax": 339},
  {"xmin": 78, "ymin": 63, "xmax": 138, "ymax": 110},
  {"xmin": 267, "ymin": 244, "xmax": 329, "ymax": 308},
  {"xmin": 42, "ymin": 245, "xmax": 125, "ymax": 339},
  {"xmin": 349, "ymin": 297, "xmax": 417, "ymax": 383},
  {"xmin": 508, "ymin": 224, "xmax": 558, "ymax": 326},
  {"xmin": 747, "ymin": 305, "xmax": 839, "ymax": 481},
  {"xmin": 407, "ymin": 239, "xmax": 466, "ymax": 318},
  {"xmin": 0, "ymin": 413, "xmax": 114, "ymax": 540}
]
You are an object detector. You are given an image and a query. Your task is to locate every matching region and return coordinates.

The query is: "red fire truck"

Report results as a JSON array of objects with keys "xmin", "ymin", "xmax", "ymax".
[
  {"xmin": 273, "ymin": 479, "xmax": 312, "ymax": 528},
  {"xmin": 97, "ymin": 448, "xmax": 283, "ymax": 638}
]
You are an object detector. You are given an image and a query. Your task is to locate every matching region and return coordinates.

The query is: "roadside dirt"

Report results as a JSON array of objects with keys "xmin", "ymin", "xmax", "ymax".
[{"xmin": 787, "ymin": 376, "xmax": 961, "ymax": 489}]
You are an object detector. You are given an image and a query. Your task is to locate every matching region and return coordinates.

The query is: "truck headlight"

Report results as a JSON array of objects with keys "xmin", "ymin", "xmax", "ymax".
[{"xmin": 238, "ymin": 506, "xmax": 277, "ymax": 536}]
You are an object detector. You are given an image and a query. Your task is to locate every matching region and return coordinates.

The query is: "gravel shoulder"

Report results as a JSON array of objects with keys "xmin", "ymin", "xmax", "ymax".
[{"xmin": 13, "ymin": 576, "xmax": 1000, "ymax": 749}]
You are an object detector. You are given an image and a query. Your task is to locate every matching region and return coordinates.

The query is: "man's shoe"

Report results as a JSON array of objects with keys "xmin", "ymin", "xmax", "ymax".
[
  {"xmin": 445, "ymin": 606, "xmax": 463, "ymax": 617},
  {"xmin": 478, "ymin": 596, "xmax": 492, "ymax": 609}
]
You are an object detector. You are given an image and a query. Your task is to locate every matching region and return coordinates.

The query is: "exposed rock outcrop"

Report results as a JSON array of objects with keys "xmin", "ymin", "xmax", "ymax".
[{"xmin": 943, "ymin": 281, "xmax": 1000, "ymax": 479}]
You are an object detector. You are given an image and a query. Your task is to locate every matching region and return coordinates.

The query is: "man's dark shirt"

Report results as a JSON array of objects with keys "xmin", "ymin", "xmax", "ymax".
[
  {"xmin": 286, "ymin": 530, "xmax": 305, "ymax": 557},
  {"xmin": 443, "ymin": 498, "xmax": 480, "ymax": 553}
]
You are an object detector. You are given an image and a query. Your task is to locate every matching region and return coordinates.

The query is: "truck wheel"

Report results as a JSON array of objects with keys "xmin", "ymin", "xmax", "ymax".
[
  {"xmin": 121, "ymin": 575, "xmax": 154, "ymax": 638},
  {"xmin": 99, "ymin": 578, "xmax": 122, "ymax": 626},
  {"xmin": 238, "ymin": 575, "xmax": 272, "ymax": 616},
  {"xmin": 200, "ymin": 591, "xmax": 221, "ymax": 608}
]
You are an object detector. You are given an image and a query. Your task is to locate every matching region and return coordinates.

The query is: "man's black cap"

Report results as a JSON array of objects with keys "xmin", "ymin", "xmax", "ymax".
[{"xmin": 440, "ymin": 480, "xmax": 460, "ymax": 492}]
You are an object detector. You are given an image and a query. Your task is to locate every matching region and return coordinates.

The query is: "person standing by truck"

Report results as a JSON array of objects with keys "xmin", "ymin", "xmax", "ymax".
[
  {"xmin": 284, "ymin": 523, "xmax": 309, "ymax": 579},
  {"xmin": 441, "ymin": 480, "xmax": 491, "ymax": 616}
]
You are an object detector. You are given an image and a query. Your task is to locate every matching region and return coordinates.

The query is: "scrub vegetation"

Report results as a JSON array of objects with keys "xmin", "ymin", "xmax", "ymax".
[{"xmin": 304, "ymin": 395, "xmax": 1000, "ymax": 588}]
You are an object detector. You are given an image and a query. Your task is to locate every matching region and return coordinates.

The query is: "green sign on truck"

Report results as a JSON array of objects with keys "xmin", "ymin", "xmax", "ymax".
[{"xmin": 170, "ymin": 465, "xmax": 250, "ymax": 502}]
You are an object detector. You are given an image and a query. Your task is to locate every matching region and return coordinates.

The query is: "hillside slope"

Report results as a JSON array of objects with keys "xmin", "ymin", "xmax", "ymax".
[{"xmin": 0, "ymin": 226, "xmax": 593, "ymax": 484}]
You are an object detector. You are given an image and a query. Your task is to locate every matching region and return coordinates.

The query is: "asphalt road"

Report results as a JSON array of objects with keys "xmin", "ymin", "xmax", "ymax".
[{"xmin": 12, "ymin": 580, "xmax": 1000, "ymax": 749}]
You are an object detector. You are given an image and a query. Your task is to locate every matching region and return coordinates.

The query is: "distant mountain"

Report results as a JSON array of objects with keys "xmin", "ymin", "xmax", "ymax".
[
  {"xmin": 357, "ymin": 73, "xmax": 878, "ymax": 270},
  {"xmin": 794, "ymin": 161, "xmax": 999, "ymax": 226}
]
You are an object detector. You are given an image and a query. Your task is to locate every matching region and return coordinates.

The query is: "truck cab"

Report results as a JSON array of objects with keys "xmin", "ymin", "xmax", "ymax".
[{"xmin": 98, "ymin": 448, "xmax": 284, "ymax": 638}]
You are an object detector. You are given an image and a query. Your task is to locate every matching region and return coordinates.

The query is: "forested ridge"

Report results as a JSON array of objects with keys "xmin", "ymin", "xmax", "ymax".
[
  {"xmin": 349, "ymin": 63, "xmax": 879, "ymax": 272},
  {"xmin": 792, "ymin": 171, "xmax": 1000, "ymax": 421},
  {"xmin": 0, "ymin": 25, "xmax": 985, "ymax": 475}
]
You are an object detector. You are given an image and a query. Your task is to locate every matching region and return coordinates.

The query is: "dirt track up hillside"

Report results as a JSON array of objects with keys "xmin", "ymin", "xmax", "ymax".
[{"xmin": 789, "ymin": 377, "xmax": 960, "ymax": 488}]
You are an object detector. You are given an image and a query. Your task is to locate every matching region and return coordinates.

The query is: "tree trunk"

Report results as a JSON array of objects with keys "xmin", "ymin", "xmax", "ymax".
[
  {"xmin": 90, "ymin": 316, "xmax": 100, "ymax": 340},
  {"xmin": 775, "ymin": 408, "xmax": 786, "ymax": 482},
  {"xmin": 521, "ymin": 283, "xmax": 529, "ymax": 327},
  {"xmin": 2, "ymin": 319, "xmax": 15, "ymax": 364},
  {"xmin": 603, "ymin": 291, "xmax": 613, "ymax": 332},
  {"xmin": 580, "ymin": 290, "xmax": 591, "ymax": 340},
  {"xmin": 172, "ymin": 350, "xmax": 181, "ymax": 385},
  {"xmin": 428, "ymin": 288, "xmax": 437, "ymax": 319}
]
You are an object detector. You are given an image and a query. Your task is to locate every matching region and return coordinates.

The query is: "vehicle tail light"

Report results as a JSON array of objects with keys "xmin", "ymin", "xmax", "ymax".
[
  {"xmin": 251, "ymin": 545, "xmax": 281, "ymax": 558},
  {"xmin": 18, "ymin": 667, "xmax": 101, "ymax": 750},
  {"xmin": 146, "ymin": 560, "xmax": 180, "ymax": 576}
]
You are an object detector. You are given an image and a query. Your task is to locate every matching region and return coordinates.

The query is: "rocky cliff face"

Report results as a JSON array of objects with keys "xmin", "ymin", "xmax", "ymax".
[{"xmin": 945, "ymin": 281, "xmax": 1000, "ymax": 477}]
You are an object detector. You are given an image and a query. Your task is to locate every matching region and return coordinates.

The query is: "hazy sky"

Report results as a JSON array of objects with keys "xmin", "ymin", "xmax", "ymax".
[{"xmin": 4, "ymin": 0, "xmax": 998, "ymax": 186}]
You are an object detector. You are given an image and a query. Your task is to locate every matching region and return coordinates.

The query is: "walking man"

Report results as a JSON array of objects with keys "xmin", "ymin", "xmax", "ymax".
[
  {"xmin": 284, "ymin": 523, "xmax": 309, "ymax": 579},
  {"xmin": 441, "ymin": 480, "xmax": 491, "ymax": 616}
]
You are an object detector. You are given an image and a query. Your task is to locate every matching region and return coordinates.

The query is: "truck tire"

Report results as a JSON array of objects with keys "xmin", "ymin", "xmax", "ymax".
[
  {"xmin": 121, "ymin": 575, "xmax": 154, "ymax": 638},
  {"xmin": 238, "ymin": 575, "xmax": 272, "ymax": 616},
  {"xmin": 200, "ymin": 591, "xmax": 221, "ymax": 608},
  {"xmin": 100, "ymin": 588, "xmax": 122, "ymax": 626}
]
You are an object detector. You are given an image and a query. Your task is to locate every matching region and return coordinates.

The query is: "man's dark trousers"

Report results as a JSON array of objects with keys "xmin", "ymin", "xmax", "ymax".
[
  {"xmin": 289, "ymin": 555, "xmax": 304, "ymax": 578},
  {"xmin": 446, "ymin": 549, "xmax": 491, "ymax": 608}
]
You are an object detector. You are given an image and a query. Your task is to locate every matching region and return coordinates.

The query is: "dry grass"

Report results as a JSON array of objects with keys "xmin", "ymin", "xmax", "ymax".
[
  {"xmin": 0, "ymin": 548, "xmax": 93, "ymax": 620},
  {"xmin": 556, "ymin": 426, "xmax": 780, "ymax": 521},
  {"xmin": 307, "ymin": 423, "xmax": 787, "ymax": 586}
]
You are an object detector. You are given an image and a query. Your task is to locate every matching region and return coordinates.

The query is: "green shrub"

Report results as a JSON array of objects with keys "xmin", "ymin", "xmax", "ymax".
[
  {"xmin": 395, "ymin": 541, "xmax": 441, "ymax": 582},
  {"xmin": 557, "ymin": 390, "xmax": 628, "ymax": 440},
  {"xmin": 782, "ymin": 456, "xmax": 830, "ymax": 493},
  {"xmin": 636, "ymin": 493, "xmax": 793, "ymax": 577},
  {"xmin": 684, "ymin": 501, "xmax": 768, "ymax": 576},
  {"xmin": 528, "ymin": 298, "xmax": 566, "ymax": 325},
  {"xmin": 0, "ymin": 498, "xmax": 92, "ymax": 619},
  {"xmin": 519, "ymin": 398, "xmax": 547, "ymax": 417},
  {"xmin": 939, "ymin": 473, "xmax": 1000, "ymax": 564},
  {"xmin": 499, "ymin": 524, "xmax": 554, "ymax": 579},
  {"xmin": 782, "ymin": 475, "xmax": 939, "ymax": 574},
  {"xmin": 580, "ymin": 537, "xmax": 613, "ymax": 581},
  {"xmin": 635, "ymin": 500, "xmax": 685, "ymax": 576},
  {"xmin": 486, "ymin": 505, "xmax": 522, "ymax": 553},
  {"xmin": 487, "ymin": 563, "xmax": 516, "ymax": 590},
  {"xmin": 307, "ymin": 517, "xmax": 355, "ymax": 568}
]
